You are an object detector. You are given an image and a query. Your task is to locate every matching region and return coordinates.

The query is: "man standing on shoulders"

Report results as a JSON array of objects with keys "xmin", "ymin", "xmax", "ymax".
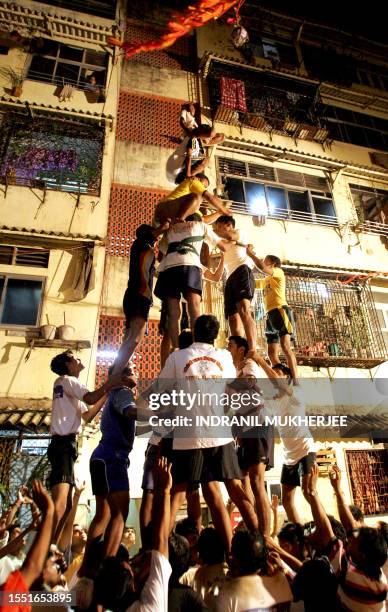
[
  {"xmin": 48, "ymin": 350, "xmax": 133, "ymax": 542},
  {"xmin": 246, "ymin": 247, "xmax": 298, "ymax": 382},
  {"xmin": 214, "ymin": 216, "xmax": 257, "ymax": 355}
]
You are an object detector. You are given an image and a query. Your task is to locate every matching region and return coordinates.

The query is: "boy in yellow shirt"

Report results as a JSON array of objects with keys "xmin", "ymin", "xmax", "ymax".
[
  {"xmin": 153, "ymin": 173, "xmax": 230, "ymax": 225},
  {"xmin": 246, "ymin": 245, "xmax": 298, "ymax": 382}
]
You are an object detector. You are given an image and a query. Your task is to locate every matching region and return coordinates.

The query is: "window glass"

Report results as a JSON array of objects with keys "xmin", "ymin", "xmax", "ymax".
[
  {"xmin": 28, "ymin": 56, "xmax": 56, "ymax": 81},
  {"xmin": 266, "ymin": 186, "xmax": 288, "ymax": 215},
  {"xmin": 1, "ymin": 278, "xmax": 43, "ymax": 326},
  {"xmin": 312, "ymin": 198, "xmax": 336, "ymax": 218},
  {"xmin": 244, "ymin": 181, "xmax": 267, "ymax": 215},
  {"xmin": 223, "ymin": 177, "xmax": 245, "ymax": 203},
  {"xmin": 288, "ymin": 191, "xmax": 310, "ymax": 214},
  {"xmin": 59, "ymin": 45, "xmax": 84, "ymax": 62}
]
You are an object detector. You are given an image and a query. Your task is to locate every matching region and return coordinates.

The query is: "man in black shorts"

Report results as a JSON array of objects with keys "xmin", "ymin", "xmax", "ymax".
[
  {"xmin": 214, "ymin": 216, "xmax": 257, "ymax": 355},
  {"xmin": 228, "ymin": 335, "xmax": 274, "ymax": 536},
  {"xmin": 49, "ymin": 351, "xmax": 131, "ymax": 541},
  {"xmin": 111, "ymin": 222, "xmax": 169, "ymax": 375}
]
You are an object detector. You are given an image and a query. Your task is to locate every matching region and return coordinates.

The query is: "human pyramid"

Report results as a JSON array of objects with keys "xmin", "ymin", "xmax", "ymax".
[{"xmin": 1, "ymin": 104, "xmax": 386, "ymax": 612}]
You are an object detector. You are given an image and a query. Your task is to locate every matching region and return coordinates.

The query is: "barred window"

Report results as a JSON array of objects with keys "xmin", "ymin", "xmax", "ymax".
[{"xmin": 346, "ymin": 450, "xmax": 388, "ymax": 516}]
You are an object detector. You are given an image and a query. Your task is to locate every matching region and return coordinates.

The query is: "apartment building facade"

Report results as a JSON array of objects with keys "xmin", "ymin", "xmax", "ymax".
[
  {"xmin": 96, "ymin": 2, "xmax": 388, "ymax": 521},
  {"xmin": 0, "ymin": 0, "xmax": 124, "ymax": 519}
]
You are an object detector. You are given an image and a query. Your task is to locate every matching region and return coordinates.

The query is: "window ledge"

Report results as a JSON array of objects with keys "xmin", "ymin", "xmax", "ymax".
[{"xmin": 26, "ymin": 339, "xmax": 91, "ymax": 350}]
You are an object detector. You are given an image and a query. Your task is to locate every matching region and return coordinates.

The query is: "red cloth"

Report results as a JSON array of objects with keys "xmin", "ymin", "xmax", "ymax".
[
  {"xmin": 0, "ymin": 570, "xmax": 30, "ymax": 612},
  {"xmin": 220, "ymin": 77, "xmax": 247, "ymax": 112}
]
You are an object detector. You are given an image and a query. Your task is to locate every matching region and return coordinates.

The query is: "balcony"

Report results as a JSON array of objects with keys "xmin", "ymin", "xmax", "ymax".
[
  {"xmin": 0, "ymin": 1, "xmax": 118, "ymax": 46},
  {"xmin": 207, "ymin": 60, "xmax": 330, "ymax": 145}
]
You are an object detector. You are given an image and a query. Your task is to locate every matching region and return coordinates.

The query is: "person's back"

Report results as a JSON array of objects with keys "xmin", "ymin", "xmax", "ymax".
[
  {"xmin": 94, "ymin": 388, "xmax": 136, "ymax": 458},
  {"xmin": 215, "ymin": 572, "xmax": 292, "ymax": 612}
]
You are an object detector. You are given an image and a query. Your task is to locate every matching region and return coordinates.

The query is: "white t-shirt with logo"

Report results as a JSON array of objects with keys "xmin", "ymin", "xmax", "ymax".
[
  {"xmin": 158, "ymin": 221, "xmax": 220, "ymax": 272},
  {"xmin": 234, "ymin": 358, "xmax": 267, "ymax": 426},
  {"xmin": 156, "ymin": 342, "xmax": 237, "ymax": 450},
  {"xmin": 223, "ymin": 230, "xmax": 253, "ymax": 279},
  {"xmin": 51, "ymin": 375, "xmax": 89, "ymax": 436}
]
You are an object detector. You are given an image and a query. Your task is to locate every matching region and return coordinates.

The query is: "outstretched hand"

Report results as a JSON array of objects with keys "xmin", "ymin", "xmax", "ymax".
[
  {"xmin": 307, "ymin": 463, "xmax": 319, "ymax": 495},
  {"xmin": 18, "ymin": 485, "xmax": 33, "ymax": 505},
  {"xmin": 329, "ymin": 464, "xmax": 342, "ymax": 492},
  {"xmin": 32, "ymin": 480, "xmax": 54, "ymax": 515},
  {"xmin": 153, "ymin": 457, "xmax": 172, "ymax": 493},
  {"xmin": 246, "ymin": 243, "xmax": 256, "ymax": 258}
]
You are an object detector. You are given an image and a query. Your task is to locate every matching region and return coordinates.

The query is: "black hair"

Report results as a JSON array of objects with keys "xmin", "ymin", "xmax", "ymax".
[
  {"xmin": 231, "ymin": 530, "xmax": 267, "ymax": 576},
  {"xmin": 278, "ymin": 523, "xmax": 305, "ymax": 548},
  {"xmin": 265, "ymin": 254, "xmax": 281, "ymax": 267},
  {"xmin": 50, "ymin": 350, "xmax": 73, "ymax": 376},
  {"xmin": 377, "ymin": 521, "xmax": 388, "ymax": 546},
  {"xmin": 229, "ymin": 335, "xmax": 249, "ymax": 356},
  {"xmin": 194, "ymin": 314, "xmax": 220, "ymax": 344},
  {"xmin": 94, "ymin": 557, "xmax": 135, "ymax": 612},
  {"xmin": 193, "ymin": 124, "xmax": 213, "ymax": 137},
  {"xmin": 349, "ymin": 504, "xmax": 364, "ymax": 523},
  {"xmin": 197, "ymin": 527, "xmax": 225, "ymax": 565},
  {"xmin": 108, "ymin": 365, "xmax": 131, "ymax": 376},
  {"xmin": 135, "ymin": 224, "xmax": 155, "ymax": 243},
  {"xmin": 327, "ymin": 516, "xmax": 347, "ymax": 543},
  {"xmin": 175, "ymin": 517, "xmax": 199, "ymax": 539},
  {"xmin": 195, "ymin": 172, "xmax": 209, "ymax": 183},
  {"xmin": 272, "ymin": 363, "xmax": 292, "ymax": 377},
  {"xmin": 168, "ymin": 533, "xmax": 191, "ymax": 583},
  {"xmin": 216, "ymin": 215, "xmax": 235, "ymax": 227},
  {"xmin": 178, "ymin": 329, "xmax": 193, "ymax": 350},
  {"xmin": 186, "ymin": 213, "xmax": 202, "ymax": 222},
  {"xmin": 354, "ymin": 527, "xmax": 387, "ymax": 580}
]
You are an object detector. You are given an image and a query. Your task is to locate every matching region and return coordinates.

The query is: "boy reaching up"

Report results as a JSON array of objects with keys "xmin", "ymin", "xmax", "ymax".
[
  {"xmin": 112, "ymin": 222, "xmax": 169, "ymax": 375},
  {"xmin": 246, "ymin": 246, "xmax": 298, "ymax": 382}
]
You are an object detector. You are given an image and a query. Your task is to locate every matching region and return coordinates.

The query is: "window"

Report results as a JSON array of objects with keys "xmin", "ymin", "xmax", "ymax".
[
  {"xmin": 349, "ymin": 184, "xmax": 388, "ymax": 227},
  {"xmin": 0, "ymin": 114, "xmax": 104, "ymax": 195},
  {"xmin": 324, "ymin": 106, "xmax": 388, "ymax": 151},
  {"xmin": 372, "ymin": 290, "xmax": 388, "ymax": 351},
  {"xmin": 27, "ymin": 40, "xmax": 108, "ymax": 89},
  {"xmin": 21, "ymin": 435, "xmax": 50, "ymax": 456},
  {"xmin": 346, "ymin": 450, "xmax": 388, "ymax": 515},
  {"xmin": 218, "ymin": 158, "xmax": 336, "ymax": 226},
  {"xmin": 0, "ymin": 275, "xmax": 44, "ymax": 327},
  {"xmin": 0, "ymin": 246, "xmax": 49, "ymax": 268}
]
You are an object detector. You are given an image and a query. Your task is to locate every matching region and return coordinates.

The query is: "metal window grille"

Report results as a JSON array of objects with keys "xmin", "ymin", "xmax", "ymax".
[
  {"xmin": 206, "ymin": 269, "xmax": 387, "ymax": 368},
  {"xmin": 346, "ymin": 449, "xmax": 388, "ymax": 516},
  {"xmin": 0, "ymin": 113, "xmax": 104, "ymax": 196},
  {"xmin": 349, "ymin": 184, "xmax": 388, "ymax": 238},
  {"xmin": 217, "ymin": 156, "xmax": 336, "ymax": 226},
  {"xmin": 0, "ymin": 246, "xmax": 49, "ymax": 268}
]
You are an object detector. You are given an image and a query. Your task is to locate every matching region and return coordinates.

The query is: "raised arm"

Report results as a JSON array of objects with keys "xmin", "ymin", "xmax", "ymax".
[
  {"xmin": 20, "ymin": 481, "xmax": 54, "ymax": 588},
  {"xmin": 152, "ymin": 457, "xmax": 172, "ymax": 557},
  {"xmin": 305, "ymin": 464, "xmax": 334, "ymax": 548},
  {"xmin": 329, "ymin": 465, "xmax": 357, "ymax": 534},
  {"xmin": 202, "ymin": 191, "xmax": 230, "ymax": 216},
  {"xmin": 82, "ymin": 373, "xmax": 136, "ymax": 407},
  {"xmin": 58, "ymin": 479, "xmax": 85, "ymax": 552}
]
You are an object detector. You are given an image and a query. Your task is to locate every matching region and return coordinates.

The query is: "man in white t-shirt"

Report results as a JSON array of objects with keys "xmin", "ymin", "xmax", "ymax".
[
  {"xmin": 266, "ymin": 363, "xmax": 315, "ymax": 525},
  {"xmin": 214, "ymin": 215, "xmax": 257, "ymax": 354},
  {"xmin": 155, "ymin": 215, "xmax": 231, "ymax": 348},
  {"xmin": 228, "ymin": 335, "xmax": 274, "ymax": 537},
  {"xmin": 48, "ymin": 350, "xmax": 133, "ymax": 541},
  {"xmin": 215, "ymin": 529, "xmax": 292, "ymax": 612},
  {"xmin": 150, "ymin": 315, "xmax": 258, "ymax": 549}
]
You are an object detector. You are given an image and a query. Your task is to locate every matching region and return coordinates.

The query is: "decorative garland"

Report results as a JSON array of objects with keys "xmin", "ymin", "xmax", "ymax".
[{"xmin": 108, "ymin": 0, "xmax": 240, "ymax": 58}]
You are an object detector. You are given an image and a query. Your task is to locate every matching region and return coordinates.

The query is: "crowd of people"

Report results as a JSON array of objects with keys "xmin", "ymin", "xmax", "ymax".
[{"xmin": 0, "ymin": 105, "xmax": 387, "ymax": 611}]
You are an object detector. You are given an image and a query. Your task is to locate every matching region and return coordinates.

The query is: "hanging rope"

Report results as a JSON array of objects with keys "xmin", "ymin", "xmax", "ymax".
[{"xmin": 108, "ymin": 0, "xmax": 240, "ymax": 59}]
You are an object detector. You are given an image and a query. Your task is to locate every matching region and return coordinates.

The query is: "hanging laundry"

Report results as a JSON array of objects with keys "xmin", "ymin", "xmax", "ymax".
[{"xmin": 219, "ymin": 77, "xmax": 247, "ymax": 112}]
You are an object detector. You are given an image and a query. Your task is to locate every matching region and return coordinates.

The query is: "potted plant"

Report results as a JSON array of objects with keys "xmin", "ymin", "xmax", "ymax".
[{"xmin": 0, "ymin": 67, "xmax": 24, "ymax": 97}]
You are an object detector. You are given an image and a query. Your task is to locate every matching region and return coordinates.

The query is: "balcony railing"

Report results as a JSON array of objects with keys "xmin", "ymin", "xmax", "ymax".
[
  {"xmin": 227, "ymin": 199, "xmax": 338, "ymax": 227},
  {"xmin": 352, "ymin": 220, "xmax": 388, "ymax": 238},
  {"xmin": 0, "ymin": 2, "xmax": 117, "ymax": 45},
  {"xmin": 0, "ymin": 174, "xmax": 100, "ymax": 196}
]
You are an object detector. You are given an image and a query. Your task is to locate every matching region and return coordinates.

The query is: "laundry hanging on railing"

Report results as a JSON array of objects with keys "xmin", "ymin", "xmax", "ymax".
[{"xmin": 219, "ymin": 77, "xmax": 247, "ymax": 112}]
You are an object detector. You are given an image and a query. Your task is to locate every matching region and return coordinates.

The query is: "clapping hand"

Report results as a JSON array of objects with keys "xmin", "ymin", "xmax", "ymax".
[{"xmin": 153, "ymin": 457, "xmax": 172, "ymax": 493}]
